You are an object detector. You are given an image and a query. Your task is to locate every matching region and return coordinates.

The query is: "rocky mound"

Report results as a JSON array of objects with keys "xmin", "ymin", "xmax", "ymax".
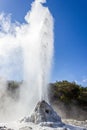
[{"xmin": 21, "ymin": 100, "xmax": 64, "ymax": 127}]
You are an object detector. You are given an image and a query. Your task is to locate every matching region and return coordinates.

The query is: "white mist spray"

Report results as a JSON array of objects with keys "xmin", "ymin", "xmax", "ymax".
[
  {"xmin": 20, "ymin": 0, "xmax": 54, "ymax": 113},
  {"xmin": 0, "ymin": 0, "xmax": 54, "ymax": 120}
]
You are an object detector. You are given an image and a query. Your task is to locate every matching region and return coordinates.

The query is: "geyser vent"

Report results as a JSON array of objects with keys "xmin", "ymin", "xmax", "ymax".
[{"xmin": 21, "ymin": 100, "xmax": 64, "ymax": 127}]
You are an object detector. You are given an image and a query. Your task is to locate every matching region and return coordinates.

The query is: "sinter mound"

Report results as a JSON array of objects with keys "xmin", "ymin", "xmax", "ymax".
[{"xmin": 21, "ymin": 100, "xmax": 64, "ymax": 127}]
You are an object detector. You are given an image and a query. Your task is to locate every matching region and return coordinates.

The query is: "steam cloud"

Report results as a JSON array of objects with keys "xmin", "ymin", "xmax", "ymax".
[{"xmin": 0, "ymin": 0, "xmax": 54, "ymax": 121}]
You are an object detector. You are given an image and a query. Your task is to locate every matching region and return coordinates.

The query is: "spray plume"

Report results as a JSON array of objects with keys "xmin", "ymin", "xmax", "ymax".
[{"xmin": 0, "ymin": 0, "xmax": 54, "ymax": 121}]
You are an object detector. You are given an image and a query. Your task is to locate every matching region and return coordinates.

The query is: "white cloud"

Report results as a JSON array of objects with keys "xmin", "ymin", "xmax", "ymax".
[
  {"xmin": 35, "ymin": 0, "xmax": 46, "ymax": 3},
  {"xmin": 82, "ymin": 79, "xmax": 87, "ymax": 83}
]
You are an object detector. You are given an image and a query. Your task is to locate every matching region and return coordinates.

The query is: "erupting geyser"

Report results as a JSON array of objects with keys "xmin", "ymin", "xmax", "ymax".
[
  {"xmin": 20, "ymin": 0, "xmax": 54, "ymax": 112},
  {"xmin": 0, "ymin": 0, "xmax": 87, "ymax": 130},
  {"xmin": 0, "ymin": 0, "xmax": 54, "ymax": 120}
]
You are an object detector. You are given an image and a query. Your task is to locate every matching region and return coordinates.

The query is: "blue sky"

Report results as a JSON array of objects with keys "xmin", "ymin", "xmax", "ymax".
[{"xmin": 0, "ymin": 0, "xmax": 87, "ymax": 86}]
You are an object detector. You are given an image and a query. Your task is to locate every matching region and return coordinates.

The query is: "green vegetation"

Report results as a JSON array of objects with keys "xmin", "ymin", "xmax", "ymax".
[
  {"xmin": 7, "ymin": 80, "xmax": 21, "ymax": 99},
  {"xmin": 49, "ymin": 80, "xmax": 87, "ymax": 107}
]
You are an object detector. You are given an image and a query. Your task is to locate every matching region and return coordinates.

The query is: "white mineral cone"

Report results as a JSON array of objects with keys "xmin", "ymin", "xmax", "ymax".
[{"xmin": 21, "ymin": 100, "xmax": 64, "ymax": 127}]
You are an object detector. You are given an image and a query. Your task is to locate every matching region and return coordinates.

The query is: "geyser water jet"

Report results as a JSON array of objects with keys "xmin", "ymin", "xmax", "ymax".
[
  {"xmin": 0, "ymin": 0, "xmax": 54, "ymax": 120},
  {"xmin": 20, "ymin": 0, "xmax": 54, "ymax": 113}
]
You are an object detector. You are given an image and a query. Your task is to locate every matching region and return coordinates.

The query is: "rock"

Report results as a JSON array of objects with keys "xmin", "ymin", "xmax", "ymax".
[
  {"xmin": 0, "ymin": 126, "xmax": 7, "ymax": 130},
  {"xmin": 21, "ymin": 100, "xmax": 64, "ymax": 127},
  {"xmin": 0, "ymin": 126, "xmax": 13, "ymax": 130},
  {"xmin": 19, "ymin": 126, "xmax": 32, "ymax": 130}
]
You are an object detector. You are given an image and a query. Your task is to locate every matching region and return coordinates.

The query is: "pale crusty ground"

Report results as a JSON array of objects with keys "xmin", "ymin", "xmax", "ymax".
[
  {"xmin": 0, "ymin": 120, "xmax": 87, "ymax": 130},
  {"xmin": 62, "ymin": 119, "xmax": 87, "ymax": 129}
]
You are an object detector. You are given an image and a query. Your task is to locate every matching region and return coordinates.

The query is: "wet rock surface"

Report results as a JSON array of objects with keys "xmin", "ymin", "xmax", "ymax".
[{"xmin": 21, "ymin": 100, "xmax": 64, "ymax": 127}]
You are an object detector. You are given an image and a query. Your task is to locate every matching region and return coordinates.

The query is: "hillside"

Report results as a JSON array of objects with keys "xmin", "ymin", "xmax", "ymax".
[
  {"xmin": 2, "ymin": 80, "xmax": 87, "ymax": 120},
  {"xmin": 49, "ymin": 80, "xmax": 87, "ymax": 120}
]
